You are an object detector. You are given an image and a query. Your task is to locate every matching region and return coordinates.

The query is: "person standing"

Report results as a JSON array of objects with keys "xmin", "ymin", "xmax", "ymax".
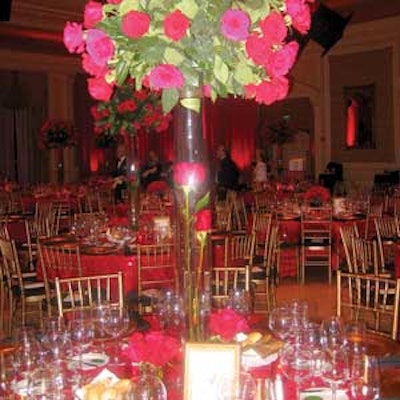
[
  {"xmin": 252, "ymin": 149, "xmax": 268, "ymax": 190},
  {"xmin": 216, "ymin": 145, "xmax": 240, "ymax": 200},
  {"xmin": 141, "ymin": 150, "xmax": 162, "ymax": 189},
  {"xmin": 112, "ymin": 144, "xmax": 128, "ymax": 203}
]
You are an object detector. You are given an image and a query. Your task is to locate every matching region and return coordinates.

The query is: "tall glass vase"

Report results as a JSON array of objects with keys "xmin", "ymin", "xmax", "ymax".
[
  {"xmin": 126, "ymin": 135, "xmax": 140, "ymax": 231},
  {"xmin": 173, "ymin": 77, "xmax": 211, "ymax": 341}
]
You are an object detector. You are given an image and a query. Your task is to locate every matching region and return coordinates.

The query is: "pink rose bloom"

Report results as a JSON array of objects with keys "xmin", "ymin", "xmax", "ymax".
[
  {"xmin": 164, "ymin": 9, "xmax": 190, "ymax": 41},
  {"xmin": 121, "ymin": 11, "xmax": 151, "ymax": 39},
  {"xmin": 63, "ymin": 22, "xmax": 84, "ymax": 54},
  {"xmin": 107, "ymin": 0, "xmax": 122, "ymax": 3},
  {"xmin": 245, "ymin": 33, "xmax": 272, "ymax": 66},
  {"xmin": 203, "ymin": 84, "xmax": 211, "ymax": 98},
  {"xmin": 82, "ymin": 52, "xmax": 108, "ymax": 76},
  {"xmin": 88, "ymin": 76, "xmax": 114, "ymax": 101},
  {"xmin": 84, "ymin": 1, "xmax": 103, "ymax": 28},
  {"xmin": 209, "ymin": 308, "xmax": 250, "ymax": 342},
  {"xmin": 149, "ymin": 64, "xmax": 184, "ymax": 90},
  {"xmin": 259, "ymin": 12, "xmax": 287, "ymax": 45},
  {"xmin": 286, "ymin": 0, "xmax": 312, "ymax": 34},
  {"xmin": 173, "ymin": 161, "xmax": 207, "ymax": 187},
  {"xmin": 265, "ymin": 41, "xmax": 299, "ymax": 77},
  {"xmin": 86, "ymin": 29, "xmax": 115, "ymax": 66},
  {"xmin": 249, "ymin": 77, "xmax": 289, "ymax": 105},
  {"xmin": 220, "ymin": 9, "xmax": 250, "ymax": 41}
]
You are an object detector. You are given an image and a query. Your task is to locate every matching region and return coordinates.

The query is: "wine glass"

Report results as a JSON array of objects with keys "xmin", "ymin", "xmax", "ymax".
[
  {"xmin": 321, "ymin": 316, "xmax": 346, "ymax": 354},
  {"xmin": 41, "ymin": 316, "xmax": 71, "ymax": 363},
  {"xmin": 217, "ymin": 372, "xmax": 257, "ymax": 400},
  {"xmin": 103, "ymin": 305, "xmax": 130, "ymax": 363},
  {"xmin": 321, "ymin": 349, "xmax": 349, "ymax": 400},
  {"xmin": 280, "ymin": 343, "xmax": 313, "ymax": 400},
  {"xmin": 269, "ymin": 306, "xmax": 294, "ymax": 341},
  {"xmin": 68, "ymin": 311, "xmax": 95, "ymax": 365},
  {"xmin": 350, "ymin": 355, "xmax": 380, "ymax": 400}
]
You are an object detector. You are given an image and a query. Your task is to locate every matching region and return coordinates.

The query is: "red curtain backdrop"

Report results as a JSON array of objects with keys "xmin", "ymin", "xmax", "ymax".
[{"xmin": 74, "ymin": 76, "xmax": 259, "ymax": 181}]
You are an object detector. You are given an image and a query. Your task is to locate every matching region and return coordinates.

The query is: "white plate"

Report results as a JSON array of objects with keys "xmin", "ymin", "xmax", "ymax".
[
  {"xmin": 68, "ymin": 352, "xmax": 109, "ymax": 371},
  {"xmin": 301, "ymin": 388, "xmax": 348, "ymax": 400}
]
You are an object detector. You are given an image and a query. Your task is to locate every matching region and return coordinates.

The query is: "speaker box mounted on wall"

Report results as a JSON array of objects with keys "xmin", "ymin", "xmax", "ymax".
[
  {"xmin": 309, "ymin": 4, "xmax": 352, "ymax": 56},
  {"xmin": 1, "ymin": 0, "xmax": 12, "ymax": 21}
]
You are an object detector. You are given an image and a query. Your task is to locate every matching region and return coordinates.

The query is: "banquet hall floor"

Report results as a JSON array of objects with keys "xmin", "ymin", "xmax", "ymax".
[{"xmin": 275, "ymin": 269, "xmax": 337, "ymax": 322}]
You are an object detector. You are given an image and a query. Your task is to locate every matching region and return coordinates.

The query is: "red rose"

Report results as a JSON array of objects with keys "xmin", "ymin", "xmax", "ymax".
[
  {"xmin": 63, "ymin": 22, "xmax": 84, "ymax": 54},
  {"xmin": 253, "ymin": 77, "xmax": 289, "ymax": 105},
  {"xmin": 164, "ymin": 9, "xmax": 190, "ymax": 41},
  {"xmin": 86, "ymin": 29, "xmax": 115, "ymax": 67},
  {"xmin": 124, "ymin": 331, "xmax": 181, "ymax": 367},
  {"xmin": 209, "ymin": 308, "xmax": 250, "ymax": 341},
  {"xmin": 84, "ymin": 1, "xmax": 103, "ymax": 29},
  {"xmin": 194, "ymin": 209, "xmax": 211, "ymax": 232},
  {"xmin": 245, "ymin": 33, "xmax": 272, "ymax": 66},
  {"xmin": 82, "ymin": 52, "xmax": 108, "ymax": 76},
  {"xmin": 107, "ymin": 0, "xmax": 121, "ymax": 3},
  {"xmin": 121, "ymin": 11, "xmax": 151, "ymax": 39},
  {"xmin": 259, "ymin": 12, "xmax": 287, "ymax": 44},
  {"xmin": 286, "ymin": 0, "xmax": 312, "ymax": 34},
  {"xmin": 173, "ymin": 162, "xmax": 206, "ymax": 187},
  {"xmin": 149, "ymin": 64, "xmax": 185, "ymax": 90},
  {"xmin": 88, "ymin": 76, "xmax": 114, "ymax": 101},
  {"xmin": 265, "ymin": 41, "xmax": 299, "ymax": 77},
  {"xmin": 220, "ymin": 9, "xmax": 250, "ymax": 42}
]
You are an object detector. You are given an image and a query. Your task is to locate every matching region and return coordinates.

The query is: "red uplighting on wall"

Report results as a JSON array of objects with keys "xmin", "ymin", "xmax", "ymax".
[{"xmin": 346, "ymin": 98, "xmax": 358, "ymax": 147}]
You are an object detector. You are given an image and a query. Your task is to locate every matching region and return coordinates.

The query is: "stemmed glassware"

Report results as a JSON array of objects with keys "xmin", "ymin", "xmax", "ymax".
[
  {"xmin": 102, "ymin": 305, "xmax": 130, "ymax": 364},
  {"xmin": 349, "ymin": 354, "xmax": 380, "ymax": 400},
  {"xmin": 321, "ymin": 349, "xmax": 349, "ymax": 400},
  {"xmin": 321, "ymin": 316, "xmax": 346, "ymax": 354},
  {"xmin": 280, "ymin": 343, "xmax": 314, "ymax": 400}
]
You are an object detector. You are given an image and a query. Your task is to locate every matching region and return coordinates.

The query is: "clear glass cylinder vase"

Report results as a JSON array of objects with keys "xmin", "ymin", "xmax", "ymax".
[
  {"xmin": 126, "ymin": 135, "xmax": 140, "ymax": 231},
  {"xmin": 173, "ymin": 75, "xmax": 211, "ymax": 341}
]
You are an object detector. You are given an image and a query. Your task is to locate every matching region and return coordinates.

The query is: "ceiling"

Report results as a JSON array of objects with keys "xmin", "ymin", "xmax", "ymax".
[{"xmin": 1, "ymin": 0, "xmax": 400, "ymax": 56}]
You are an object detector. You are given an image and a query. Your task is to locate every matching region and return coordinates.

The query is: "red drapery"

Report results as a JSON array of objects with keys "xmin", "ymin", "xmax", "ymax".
[{"xmin": 74, "ymin": 77, "xmax": 259, "ymax": 180}]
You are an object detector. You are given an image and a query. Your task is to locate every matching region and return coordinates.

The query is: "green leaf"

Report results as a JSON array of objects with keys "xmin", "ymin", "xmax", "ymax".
[
  {"xmin": 176, "ymin": 0, "xmax": 199, "ymax": 18},
  {"xmin": 194, "ymin": 192, "xmax": 210, "ymax": 212},
  {"xmin": 234, "ymin": 61, "xmax": 255, "ymax": 85},
  {"xmin": 162, "ymin": 88, "xmax": 179, "ymax": 113},
  {"xmin": 115, "ymin": 61, "xmax": 129, "ymax": 85},
  {"xmin": 164, "ymin": 48, "xmax": 185, "ymax": 65},
  {"xmin": 213, "ymin": 55, "xmax": 229, "ymax": 84},
  {"xmin": 119, "ymin": 0, "xmax": 140, "ymax": 15},
  {"xmin": 180, "ymin": 97, "xmax": 201, "ymax": 113}
]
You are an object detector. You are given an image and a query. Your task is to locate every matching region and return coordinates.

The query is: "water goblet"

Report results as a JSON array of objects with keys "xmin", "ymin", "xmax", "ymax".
[
  {"xmin": 68, "ymin": 312, "xmax": 95, "ymax": 365},
  {"xmin": 321, "ymin": 316, "xmax": 346, "ymax": 354},
  {"xmin": 321, "ymin": 348, "xmax": 350, "ymax": 400},
  {"xmin": 350, "ymin": 355, "xmax": 380, "ymax": 400},
  {"xmin": 103, "ymin": 305, "xmax": 130, "ymax": 364},
  {"xmin": 280, "ymin": 343, "xmax": 314, "ymax": 400},
  {"xmin": 269, "ymin": 306, "xmax": 294, "ymax": 341}
]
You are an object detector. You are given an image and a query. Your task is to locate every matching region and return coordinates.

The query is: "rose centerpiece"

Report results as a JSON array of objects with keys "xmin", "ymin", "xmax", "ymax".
[
  {"xmin": 39, "ymin": 119, "xmax": 78, "ymax": 149},
  {"xmin": 63, "ymin": 0, "xmax": 313, "ymax": 113}
]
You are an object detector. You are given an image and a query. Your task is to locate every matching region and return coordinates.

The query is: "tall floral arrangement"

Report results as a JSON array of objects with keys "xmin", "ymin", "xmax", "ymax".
[
  {"xmin": 38, "ymin": 119, "xmax": 78, "ymax": 149},
  {"xmin": 90, "ymin": 80, "xmax": 172, "ymax": 137},
  {"xmin": 173, "ymin": 161, "xmax": 211, "ymax": 340},
  {"xmin": 63, "ymin": 0, "xmax": 313, "ymax": 112}
]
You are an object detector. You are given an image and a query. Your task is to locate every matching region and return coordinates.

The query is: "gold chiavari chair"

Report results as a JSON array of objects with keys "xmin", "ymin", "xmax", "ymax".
[
  {"xmin": 251, "ymin": 211, "xmax": 273, "ymax": 247},
  {"xmin": 374, "ymin": 216, "xmax": 399, "ymax": 272},
  {"xmin": 351, "ymin": 236, "xmax": 380, "ymax": 275},
  {"xmin": 38, "ymin": 241, "xmax": 82, "ymax": 316},
  {"xmin": 136, "ymin": 243, "xmax": 177, "ymax": 315},
  {"xmin": 251, "ymin": 225, "xmax": 279, "ymax": 313},
  {"xmin": 0, "ymin": 238, "xmax": 46, "ymax": 332},
  {"xmin": 55, "ymin": 272, "xmax": 124, "ymax": 318},
  {"xmin": 300, "ymin": 206, "xmax": 333, "ymax": 284},
  {"xmin": 337, "ymin": 270, "xmax": 400, "ymax": 340},
  {"xmin": 224, "ymin": 233, "xmax": 256, "ymax": 270},
  {"xmin": 210, "ymin": 265, "xmax": 251, "ymax": 310},
  {"xmin": 339, "ymin": 224, "xmax": 359, "ymax": 273},
  {"xmin": 364, "ymin": 202, "xmax": 383, "ymax": 239}
]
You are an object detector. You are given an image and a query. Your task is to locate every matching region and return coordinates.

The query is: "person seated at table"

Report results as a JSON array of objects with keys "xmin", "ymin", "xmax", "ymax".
[
  {"xmin": 216, "ymin": 145, "xmax": 240, "ymax": 200},
  {"xmin": 112, "ymin": 144, "xmax": 128, "ymax": 203},
  {"xmin": 141, "ymin": 150, "xmax": 162, "ymax": 189},
  {"xmin": 319, "ymin": 161, "xmax": 344, "ymax": 194}
]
